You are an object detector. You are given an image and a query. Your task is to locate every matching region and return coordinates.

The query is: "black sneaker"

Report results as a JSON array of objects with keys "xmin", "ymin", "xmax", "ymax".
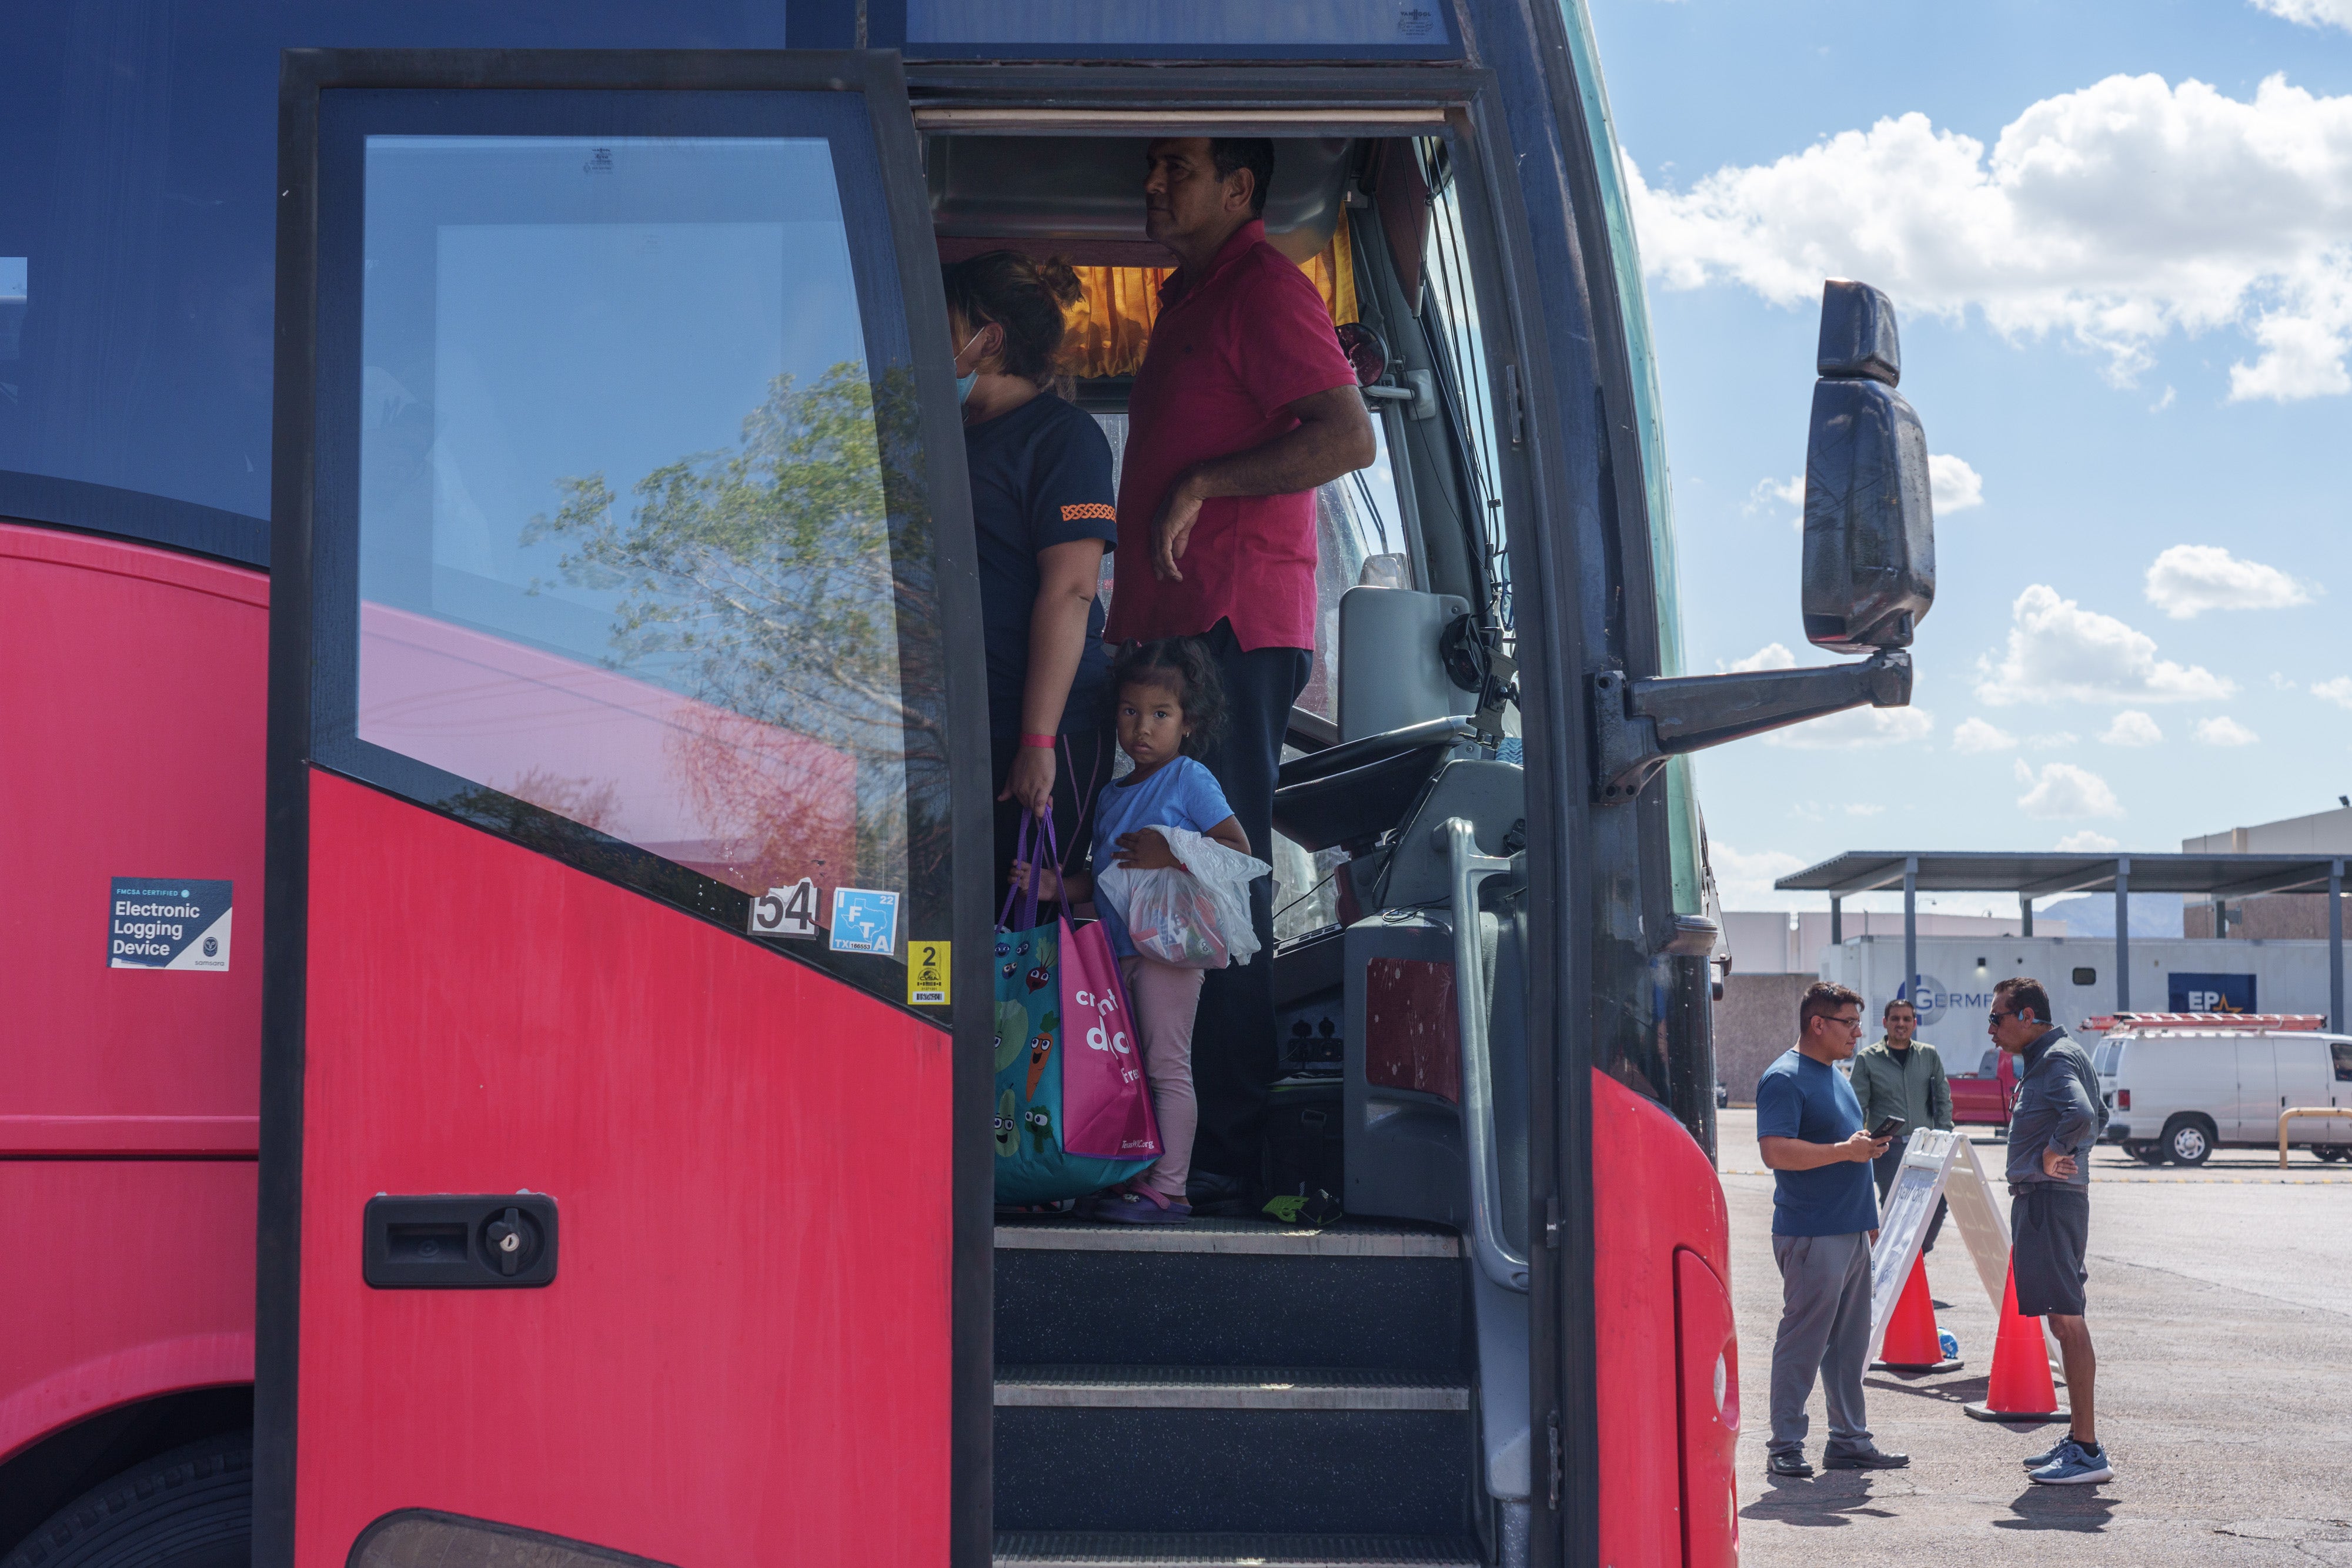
[
  {"xmin": 1185, "ymin": 1169, "xmax": 1251, "ymax": 1213},
  {"xmin": 1765, "ymin": 1450, "xmax": 1814, "ymax": 1478},
  {"xmin": 1823, "ymin": 1447, "xmax": 1910, "ymax": 1470}
]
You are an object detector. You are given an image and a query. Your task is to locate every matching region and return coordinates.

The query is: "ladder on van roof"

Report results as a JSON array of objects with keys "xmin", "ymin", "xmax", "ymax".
[{"xmin": 2087, "ymin": 1012, "xmax": 2326, "ymax": 1032}]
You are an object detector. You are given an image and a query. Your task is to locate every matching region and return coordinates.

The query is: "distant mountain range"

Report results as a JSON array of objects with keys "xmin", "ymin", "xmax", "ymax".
[{"xmin": 2035, "ymin": 892, "xmax": 2184, "ymax": 940}]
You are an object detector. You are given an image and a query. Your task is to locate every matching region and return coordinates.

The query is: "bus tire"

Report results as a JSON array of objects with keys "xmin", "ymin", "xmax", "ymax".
[
  {"xmin": 2160, "ymin": 1115, "xmax": 2214, "ymax": 1168},
  {"xmin": 0, "ymin": 1432, "xmax": 249, "ymax": 1568}
]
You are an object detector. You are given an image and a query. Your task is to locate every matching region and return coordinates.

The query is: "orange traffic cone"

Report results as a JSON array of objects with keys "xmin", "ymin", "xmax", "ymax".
[
  {"xmin": 1871, "ymin": 1253, "xmax": 1961, "ymax": 1372},
  {"xmin": 1963, "ymin": 1262, "xmax": 2065, "ymax": 1422}
]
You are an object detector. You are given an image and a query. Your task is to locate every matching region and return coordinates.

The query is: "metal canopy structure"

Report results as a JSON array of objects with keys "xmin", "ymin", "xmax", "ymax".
[{"xmin": 1775, "ymin": 850, "xmax": 2348, "ymax": 1030}]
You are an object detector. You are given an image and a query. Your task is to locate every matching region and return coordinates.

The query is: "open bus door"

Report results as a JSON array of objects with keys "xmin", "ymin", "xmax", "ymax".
[{"xmin": 259, "ymin": 50, "xmax": 993, "ymax": 1567}]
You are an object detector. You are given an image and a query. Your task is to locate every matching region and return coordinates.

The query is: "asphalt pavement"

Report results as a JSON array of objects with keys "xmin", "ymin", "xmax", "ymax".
[{"xmin": 1716, "ymin": 1108, "xmax": 2352, "ymax": 1564}]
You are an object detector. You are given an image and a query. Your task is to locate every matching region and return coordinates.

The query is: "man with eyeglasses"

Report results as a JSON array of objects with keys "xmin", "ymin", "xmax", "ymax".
[
  {"xmin": 1755, "ymin": 981, "xmax": 1907, "ymax": 1479},
  {"xmin": 1990, "ymin": 977, "xmax": 2113, "ymax": 1485}
]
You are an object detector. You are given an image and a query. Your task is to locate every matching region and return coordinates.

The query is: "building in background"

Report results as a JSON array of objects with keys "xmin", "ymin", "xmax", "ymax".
[
  {"xmin": 2184, "ymin": 803, "xmax": 2352, "ymax": 940},
  {"xmin": 1713, "ymin": 910, "xmax": 2064, "ymax": 1102}
]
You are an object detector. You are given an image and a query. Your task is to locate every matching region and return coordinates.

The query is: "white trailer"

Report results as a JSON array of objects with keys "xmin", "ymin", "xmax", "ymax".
[{"xmin": 1819, "ymin": 935, "xmax": 2344, "ymax": 1041}]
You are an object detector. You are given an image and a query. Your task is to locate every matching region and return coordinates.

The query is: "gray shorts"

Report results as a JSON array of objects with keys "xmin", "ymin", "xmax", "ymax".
[{"xmin": 2010, "ymin": 1183, "xmax": 2089, "ymax": 1318}]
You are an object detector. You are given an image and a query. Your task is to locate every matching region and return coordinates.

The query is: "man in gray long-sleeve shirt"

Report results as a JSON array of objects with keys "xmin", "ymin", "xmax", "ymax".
[{"xmin": 1990, "ymin": 976, "xmax": 2114, "ymax": 1485}]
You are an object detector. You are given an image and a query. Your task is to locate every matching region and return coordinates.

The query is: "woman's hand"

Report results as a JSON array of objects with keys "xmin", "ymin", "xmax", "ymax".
[
  {"xmin": 1111, "ymin": 829, "xmax": 1180, "ymax": 871},
  {"xmin": 1000, "ymin": 744, "xmax": 1057, "ymax": 816}
]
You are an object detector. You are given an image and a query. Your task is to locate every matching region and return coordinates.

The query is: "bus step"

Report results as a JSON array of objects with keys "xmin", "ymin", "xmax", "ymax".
[
  {"xmin": 995, "ymin": 1365, "xmax": 1469, "ymax": 1410},
  {"xmin": 994, "ymin": 1403, "xmax": 1471, "ymax": 1535},
  {"xmin": 996, "ymin": 1233, "xmax": 1466, "ymax": 1373},
  {"xmin": 992, "ymin": 1532, "xmax": 1484, "ymax": 1566},
  {"xmin": 994, "ymin": 1218, "xmax": 1460, "ymax": 1258}
]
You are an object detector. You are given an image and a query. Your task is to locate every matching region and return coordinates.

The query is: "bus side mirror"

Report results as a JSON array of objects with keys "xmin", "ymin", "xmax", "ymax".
[{"xmin": 1801, "ymin": 279, "xmax": 1935, "ymax": 653}]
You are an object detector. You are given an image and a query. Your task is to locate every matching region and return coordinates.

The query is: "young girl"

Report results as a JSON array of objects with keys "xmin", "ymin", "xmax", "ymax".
[{"xmin": 1019, "ymin": 638, "xmax": 1253, "ymax": 1224}]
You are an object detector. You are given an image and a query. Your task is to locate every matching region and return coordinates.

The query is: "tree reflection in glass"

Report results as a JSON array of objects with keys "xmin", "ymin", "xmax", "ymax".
[{"xmin": 521, "ymin": 361, "xmax": 946, "ymax": 901}]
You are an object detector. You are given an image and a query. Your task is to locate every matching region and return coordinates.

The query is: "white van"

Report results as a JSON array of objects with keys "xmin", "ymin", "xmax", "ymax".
[{"xmin": 2099, "ymin": 1027, "xmax": 2352, "ymax": 1165}]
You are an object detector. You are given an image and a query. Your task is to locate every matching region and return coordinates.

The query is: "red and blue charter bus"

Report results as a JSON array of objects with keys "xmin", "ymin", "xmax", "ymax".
[{"xmin": 3, "ymin": 0, "xmax": 1945, "ymax": 1563}]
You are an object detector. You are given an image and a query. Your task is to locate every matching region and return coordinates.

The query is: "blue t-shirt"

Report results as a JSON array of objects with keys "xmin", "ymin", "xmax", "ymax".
[
  {"xmin": 1755, "ymin": 1049, "xmax": 1880, "ymax": 1237},
  {"xmin": 1090, "ymin": 754, "xmax": 1234, "ymax": 958}
]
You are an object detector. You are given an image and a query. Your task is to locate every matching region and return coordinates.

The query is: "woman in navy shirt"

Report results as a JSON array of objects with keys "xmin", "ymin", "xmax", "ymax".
[{"xmin": 941, "ymin": 251, "xmax": 1122, "ymax": 896}]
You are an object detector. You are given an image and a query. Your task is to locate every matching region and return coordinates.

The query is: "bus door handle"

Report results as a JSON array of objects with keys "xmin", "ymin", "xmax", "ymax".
[{"xmin": 364, "ymin": 1193, "xmax": 559, "ymax": 1288}]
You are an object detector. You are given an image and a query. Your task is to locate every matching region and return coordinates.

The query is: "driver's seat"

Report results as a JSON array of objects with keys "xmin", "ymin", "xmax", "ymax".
[{"xmin": 1271, "ymin": 585, "xmax": 1480, "ymax": 854}]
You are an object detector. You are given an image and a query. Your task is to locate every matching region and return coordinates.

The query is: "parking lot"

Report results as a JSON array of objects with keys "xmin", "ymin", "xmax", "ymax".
[{"xmin": 1716, "ymin": 1108, "xmax": 2352, "ymax": 1564}]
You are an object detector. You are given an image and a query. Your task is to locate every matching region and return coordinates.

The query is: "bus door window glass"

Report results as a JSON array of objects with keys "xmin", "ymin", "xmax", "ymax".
[
  {"xmin": 1415, "ymin": 139, "xmax": 1508, "ymax": 644},
  {"xmin": 350, "ymin": 120, "xmax": 945, "ymax": 962}
]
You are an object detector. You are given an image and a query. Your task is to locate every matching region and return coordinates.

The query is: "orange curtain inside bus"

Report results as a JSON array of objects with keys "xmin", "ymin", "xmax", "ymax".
[{"xmin": 1055, "ymin": 222, "xmax": 1358, "ymax": 380}]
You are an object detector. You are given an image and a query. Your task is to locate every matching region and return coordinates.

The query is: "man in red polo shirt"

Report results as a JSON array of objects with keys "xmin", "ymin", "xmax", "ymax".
[{"xmin": 1104, "ymin": 136, "xmax": 1375, "ymax": 1206}]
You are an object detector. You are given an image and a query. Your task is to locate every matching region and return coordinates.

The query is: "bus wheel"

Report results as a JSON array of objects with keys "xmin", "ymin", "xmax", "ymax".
[
  {"xmin": 0, "ymin": 1432, "xmax": 249, "ymax": 1568},
  {"xmin": 2314, "ymin": 1145, "xmax": 2348, "ymax": 1163},
  {"xmin": 2161, "ymin": 1115, "xmax": 2214, "ymax": 1168}
]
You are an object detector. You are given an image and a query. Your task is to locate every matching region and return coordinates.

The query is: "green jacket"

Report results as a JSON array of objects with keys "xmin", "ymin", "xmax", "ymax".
[{"xmin": 1851, "ymin": 1038, "xmax": 1953, "ymax": 1135}]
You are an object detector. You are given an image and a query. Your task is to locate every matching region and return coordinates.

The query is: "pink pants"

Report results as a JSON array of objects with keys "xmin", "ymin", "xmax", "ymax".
[{"xmin": 1120, "ymin": 954, "xmax": 1205, "ymax": 1198}]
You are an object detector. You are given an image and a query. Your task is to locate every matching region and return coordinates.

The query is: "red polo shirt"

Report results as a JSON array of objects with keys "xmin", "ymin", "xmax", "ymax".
[{"xmin": 1104, "ymin": 219, "xmax": 1359, "ymax": 653}]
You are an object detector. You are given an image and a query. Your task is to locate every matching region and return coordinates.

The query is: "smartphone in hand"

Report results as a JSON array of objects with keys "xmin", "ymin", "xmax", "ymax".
[{"xmin": 1869, "ymin": 1116, "xmax": 1906, "ymax": 1142}]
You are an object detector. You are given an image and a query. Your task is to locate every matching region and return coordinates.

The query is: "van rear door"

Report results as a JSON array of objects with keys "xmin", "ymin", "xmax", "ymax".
[{"xmin": 2274, "ymin": 1039, "xmax": 2350, "ymax": 1144}]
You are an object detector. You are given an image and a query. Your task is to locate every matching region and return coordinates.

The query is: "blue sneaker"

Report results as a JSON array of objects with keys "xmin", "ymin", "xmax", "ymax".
[
  {"xmin": 2029, "ymin": 1438, "xmax": 2114, "ymax": 1485},
  {"xmin": 2020, "ymin": 1436, "xmax": 2073, "ymax": 1468}
]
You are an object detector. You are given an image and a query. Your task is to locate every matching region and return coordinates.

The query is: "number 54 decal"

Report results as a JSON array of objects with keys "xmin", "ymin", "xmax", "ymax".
[{"xmin": 748, "ymin": 878, "xmax": 821, "ymax": 940}]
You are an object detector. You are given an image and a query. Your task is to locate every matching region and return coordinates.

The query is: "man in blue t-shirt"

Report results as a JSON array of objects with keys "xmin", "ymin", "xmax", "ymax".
[{"xmin": 1755, "ymin": 981, "xmax": 1906, "ymax": 1479}]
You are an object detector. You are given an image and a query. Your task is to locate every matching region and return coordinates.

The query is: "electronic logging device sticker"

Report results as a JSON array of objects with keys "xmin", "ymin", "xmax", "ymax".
[
  {"xmin": 109, "ymin": 878, "xmax": 233, "ymax": 970},
  {"xmin": 828, "ymin": 888, "xmax": 900, "ymax": 957}
]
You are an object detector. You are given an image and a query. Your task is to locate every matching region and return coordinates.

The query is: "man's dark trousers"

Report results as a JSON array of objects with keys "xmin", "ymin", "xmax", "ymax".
[{"xmin": 1187, "ymin": 618, "xmax": 1311, "ymax": 1185}]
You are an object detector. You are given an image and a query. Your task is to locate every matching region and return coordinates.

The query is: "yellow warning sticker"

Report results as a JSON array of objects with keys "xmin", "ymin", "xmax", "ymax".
[{"xmin": 908, "ymin": 940, "xmax": 951, "ymax": 1005}]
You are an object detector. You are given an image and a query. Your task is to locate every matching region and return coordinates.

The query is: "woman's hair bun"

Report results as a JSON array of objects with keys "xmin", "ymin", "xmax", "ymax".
[{"xmin": 1033, "ymin": 254, "xmax": 1084, "ymax": 307}]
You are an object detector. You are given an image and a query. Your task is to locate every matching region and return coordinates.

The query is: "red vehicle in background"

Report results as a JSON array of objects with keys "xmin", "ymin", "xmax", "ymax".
[{"xmin": 1948, "ymin": 1045, "xmax": 2019, "ymax": 1128}]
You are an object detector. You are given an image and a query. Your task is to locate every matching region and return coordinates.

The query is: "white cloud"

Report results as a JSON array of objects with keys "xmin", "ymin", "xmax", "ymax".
[
  {"xmin": 2027, "ymin": 730, "xmax": 2080, "ymax": 749},
  {"xmin": 1846, "ymin": 803, "xmax": 1886, "ymax": 816},
  {"xmin": 1625, "ymin": 72, "xmax": 2352, "ymax": 401},
  {"xmin": 2316, "ymin": 675, "xmax": 2352, "ymax": 709},
  {"xmin": 2270, "ymin": 671, "xmax": 2300, "ymax": 691},
  {"xmin": 2193, "ymin": 715, "xmax": 2261, "ymax": 746},
  {"xmin": 2150, "ymin": 385, "xmax": 2177, "ymax": 412},
  {"xmin": 1720, "ymin": 641, "xmax": 1798, "ymax": 673},
  {"xmin": 2251, "ymin": 0, "xmax": 2352, "ymax": 34},
  {"xmin": 1929, "ymin": 453, "xmax": 1984, "ymax": 513},
  {"xmin": 1748, "ymin": 474, "xmax": 1805, "ymax": 531},
  {"xmin": 2100, "ymin": 710, "xmax": 2165, "ymax": 746},
  {"xmin": 1975, "ymin": 584, "xmax": 2236, "ymax": 706},
  {"xmin": 1710, "ymin": 842, "xmax": 1809, "ymax": 905},
  {"xmin": 1952, "ymin": 716, "xmax": 2018, "ymax": 753},
  {"xmin": 2144, "ymin": 544, "xmax": 2318, "ymax": 618},
  {"xmin": 1763, "ymin": 705, "xmax": 1936, "ymax": 749},
  {"xmin": 2014, "ymin": 759, "xmax": 2126, "ymax": 820},
  {"xmin": 2056, "ymin": 830, "xmax": 2122, "ymax": 852}
]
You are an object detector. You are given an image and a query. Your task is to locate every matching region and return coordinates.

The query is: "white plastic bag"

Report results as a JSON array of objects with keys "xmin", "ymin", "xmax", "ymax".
[{"xmin": 1094, "ymin": 824, "xmax": 1272, "ymax": 969}]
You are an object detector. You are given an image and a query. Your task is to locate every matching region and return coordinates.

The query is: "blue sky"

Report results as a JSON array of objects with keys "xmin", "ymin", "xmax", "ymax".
[{"xmin": 1588, "ymin": 0, "xmax": 2352, "ymax": 912}]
